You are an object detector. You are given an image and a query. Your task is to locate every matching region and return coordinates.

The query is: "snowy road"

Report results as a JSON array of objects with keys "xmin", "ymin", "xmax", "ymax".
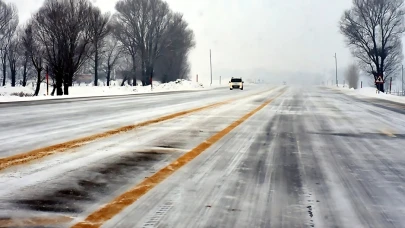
[
  {"xmin": 1, "ymin": 86, "xmax": 405, "ymax": 228},
  {"xmin": 0, "ymin": 86, "xmax": 262, "ymax": 158}
]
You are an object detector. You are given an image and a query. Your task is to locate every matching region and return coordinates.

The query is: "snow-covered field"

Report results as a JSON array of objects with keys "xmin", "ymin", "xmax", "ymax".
[
  {"xmin": 0, "ymin": 79, "xmax": 226, "ymax": 102},
  {"xmin": 330, "ymin": 85, "xmax": 405, "ymax": 104}
]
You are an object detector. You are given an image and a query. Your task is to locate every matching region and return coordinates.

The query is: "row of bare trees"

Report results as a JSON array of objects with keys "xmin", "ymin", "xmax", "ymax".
[
  {"xmin": 0, "ymin": 0, "xmax": 195, "ymax": 96},
  {"xmin": 0, "ymin": 1, "xmax": 18, "ymax": 88},
  {"xmin": 112, "ymin": 0, "xmax": 195, "ymax": 87}
]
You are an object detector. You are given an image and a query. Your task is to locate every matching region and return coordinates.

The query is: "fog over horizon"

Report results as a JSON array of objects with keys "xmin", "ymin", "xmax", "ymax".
[{"xmin": 8, "ymin": 0, "xmax": 395, "ymax": 86}]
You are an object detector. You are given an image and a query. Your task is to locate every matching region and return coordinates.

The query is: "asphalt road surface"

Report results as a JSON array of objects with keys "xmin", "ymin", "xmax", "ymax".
[
  {"xmin": 1, "ymin": 86, "xmax": 405, "ymax": 228},
  {"xmin": 0, "ymin": 86, "xmax": 262, "ymax": 158}
]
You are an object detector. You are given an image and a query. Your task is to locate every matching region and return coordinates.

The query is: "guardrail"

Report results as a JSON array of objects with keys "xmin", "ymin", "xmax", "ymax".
[{"xmin": 387, "ymin": 91, "xmax": 405, "ymax": 96}]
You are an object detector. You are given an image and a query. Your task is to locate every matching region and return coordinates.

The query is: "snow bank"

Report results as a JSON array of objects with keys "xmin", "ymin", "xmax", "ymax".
[
  {"xmin": 135, "ymin": 79, "xmax": 205, "ymax": 92},
  {"xmin": 331, "ymin": 86, "xmax": 405, "ymax": 104},
  {"xmin": 0, "ymin": 79, "xmax": 207, "ymax": 102},
  {"xmin": 0, "ymin": 86, "xmax": 36, "ymax": 97}
]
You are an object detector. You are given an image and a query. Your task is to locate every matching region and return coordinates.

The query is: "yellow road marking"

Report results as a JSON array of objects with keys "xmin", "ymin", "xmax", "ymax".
[
  {"xmin": 0, "ymin": 216, "xmax": 73, "ymax": 227},
  {"xmin": 71, "ymin": 89, "xmax": 287, "ymax": 228},
  {"xmin": 0, "ymin": 89, "xmax": 277, "ymax": 172},
  {"xmin": 380, "ymin": 129, "xmax": 396, "ymax": 137}
]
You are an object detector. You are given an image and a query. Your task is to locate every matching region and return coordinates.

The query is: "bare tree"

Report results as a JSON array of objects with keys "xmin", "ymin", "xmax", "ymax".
[
  {"xmin": 116, "ymin": 54, "xmax": 135, "ymax": 86},
  {"xmin": 114, "ymin": 0, "xmax": 172, "ymax": 86},
  {"xmin": 345, "ymin": 64, "xmax": 360, "ymax": 89},
  {"xmin": 22, "ymin": 23, "xmax": 45, "ymax": 96},
  {"xmin": 88, "ymin": 7, "xmax": 111, "ymax": 86},
  {"xmin": 143, "ymin": 0, "xmax": 172, "ymax": 86},
  {"xmin": 103, "ymin": 35, "xmax": 122, "ymax": 86},
  {"xmin": 114, "ymin": 0, "xmax": 195, "ymax": 86},
  {"xmin": 33, "ymin": 0, "xmax": 94, "ymax": 95},
  {"xmin": 7, "ymin": 36, "xmax": 20, "ymax": 87},
  {"xmin": 339, "ymin": 0, "xmax": 405, "ymax": 92},
  {"xmin": 0, "ymin": 46, "xmax": 7, "ymax": 85},
  {"xmin": 154, "ymin": 13, "xmax": 195, "ymax": 82},
  {"xmin": 112, "ymin": 9, "xmax": 140, "ymax": 86},
  {"xmin": 0, "ymin": 1, "xmax": 18, "ymax": 86},
  {"xmin": 19, "ymin": 46, "xmax": 32, "ymax": 87}
]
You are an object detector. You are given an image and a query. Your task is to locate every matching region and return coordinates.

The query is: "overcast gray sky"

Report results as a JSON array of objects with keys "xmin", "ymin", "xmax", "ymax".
[{"xmin": 6, "ymin": 0, "xmax": 356, "ymax": 85}]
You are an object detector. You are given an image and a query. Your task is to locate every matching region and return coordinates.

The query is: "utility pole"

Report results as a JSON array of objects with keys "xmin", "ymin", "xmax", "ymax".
[
  {"xmin": 210, "ymin": 49, "xmax": 213, "ymax": 86},
  {"xmin": 401, "ymin": 64, "xmax": 405, "ymax": 96},
  {"xmin": 334, "ymin": 53, "xmax": 338, "ymax": 87}
]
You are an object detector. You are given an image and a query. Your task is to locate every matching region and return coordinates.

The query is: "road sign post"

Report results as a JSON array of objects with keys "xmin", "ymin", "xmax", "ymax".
[{"xmin": 375, "ymin": 75, "xmax": 384, "ymax": 93}]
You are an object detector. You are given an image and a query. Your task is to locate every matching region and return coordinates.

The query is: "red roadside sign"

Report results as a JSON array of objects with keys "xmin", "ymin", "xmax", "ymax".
[{"xmin": 375, "ymin": 76, "xmax": 383, "ymax": 84}]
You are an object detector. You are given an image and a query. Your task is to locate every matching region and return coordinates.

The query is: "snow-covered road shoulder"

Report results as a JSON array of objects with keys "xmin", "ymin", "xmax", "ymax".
[
  {"xmin": 328, "ymin": 86, "xmax": 405, "ymax": 104},
  {"xmin": 0, "ymin": 79, "xmax": 225, "ymax": 102}
]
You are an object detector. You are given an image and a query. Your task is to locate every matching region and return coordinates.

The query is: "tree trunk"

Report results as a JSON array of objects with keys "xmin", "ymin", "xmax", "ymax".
[
  {"xmin": 22, "ymin": 65, "xmax": 27, "ymax": 87},
  {"xmin": 56, "ymin": 74, "xmax": 63, "ymax": 96},
  {"xmin": 64, "ymin": 70, "xmax": 74, "ymax": 95},
  {"xmin": 11, "ymin": 72, "xmax": 15, "ymax": 87},
  {"xmin": 142, "ymin": 66, "xmax": 153, "ymax": 86},
  {"xmin": 132, "ymin": 67, "xmax": 137, "ymax": 86},
  {"xmin": 374, "ymin": 71, "xmax": 385, "ymax": 92},
  {"xmin": 2, "ymin": 62, "xmax": 6, "ymax": 86},
  {"xmin": 94, "ymin": 50, "xmax": 99, "ymax": 86},
  {"xmin": 121, "ymin": 76, "xmax": 127, "ymax": 86},
  {"xmin": 68, "ymin": 70, "xmax": 74, "ymax": 87},
  {"xmin": 132, "ymin": 76, "xmax": 136, "ymax": 86},
  {"xmin": 11, "ymin": 67, "xmax": 16, "ymax": 87},
  {"xmin": 34, "ymin": 70, "xmax": 42, "ymax": 96},
  {"xmin": 142, "ymin": 67, "xmax": 148, "ymax": 86},
  {"xmin": 149, "ymin": 66, "xmax": 153, "ymax": 86},
  {"xmin": 162, "ymin": 74, "xmax": 168, "ymax": 83},
  {"xmin": 132, "ymin": 55, "xmax": 137, "ymax": 86},
  {"xmin": 141, "ymin": 60, "xmax": 146, "ymax": 86},
  {"xmin": 106, "ymin": 66, "xmax": 111, "ymax": 86},
  {"xmin": 380, "ymin": 83, "xmax": 383, "ymax": 92},
  {"xmin": 64, "ymin": 82, "xmax": 69, "ymax": 95},
  {"xmin": 22, "ymin": 55, "xmax": 28, "ymax": 87}
]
